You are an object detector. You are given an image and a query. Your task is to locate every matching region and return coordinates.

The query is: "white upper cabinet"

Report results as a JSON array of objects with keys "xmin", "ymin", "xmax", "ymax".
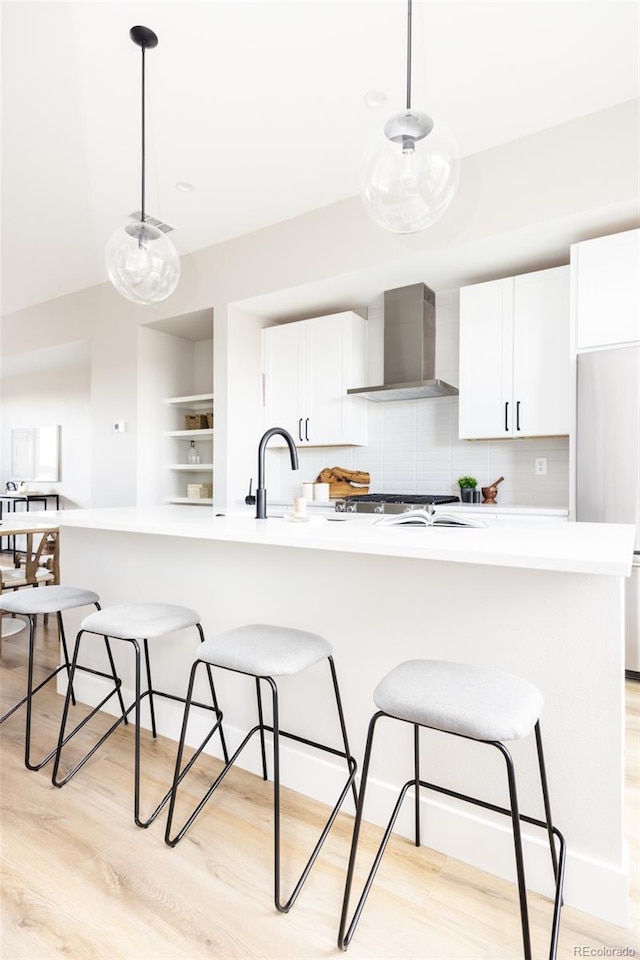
[
  {"xmin": 459, "ymin": 266, "xmax": 570, "ymax": 439},
  {"xmin": 459, "ymin": 277, "xmax": 514, "ymax": 440},
  {"xmin": 513, "ymin": 268, "xmax": 570, "ymax": 437},
  {"xmin": 262, "ymin": 311, "xmax": 367, "ymax": 446},
  {"xmin": 573, "ymin": 229, "xmax": 640, "ymax": 349}
]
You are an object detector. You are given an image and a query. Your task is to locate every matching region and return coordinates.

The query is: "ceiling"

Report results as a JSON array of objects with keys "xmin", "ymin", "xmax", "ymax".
[{"xmin": 1, "ymin": 1, "xmax": 639, "ymax": 316}]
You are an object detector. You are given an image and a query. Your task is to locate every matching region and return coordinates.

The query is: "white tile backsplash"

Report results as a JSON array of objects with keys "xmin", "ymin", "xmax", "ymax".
[{"xmin": 269, "ymin": 290, "xmax": 569, "ymax": 507}]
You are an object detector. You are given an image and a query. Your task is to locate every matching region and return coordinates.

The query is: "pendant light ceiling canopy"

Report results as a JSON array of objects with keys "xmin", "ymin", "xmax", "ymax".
[
  {"xmin": 361, "ymin": 0, "xmax": 459, "ymax": 234},
  {"xmin": 106, "ymin": 25, "xmax": 180, "ymax": 305}
]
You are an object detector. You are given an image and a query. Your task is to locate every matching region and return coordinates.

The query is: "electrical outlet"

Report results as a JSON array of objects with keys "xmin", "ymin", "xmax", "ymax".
[
  {"xmin": 534, "ymin": 457, "xmax": 547, "ymax": 476},
  {"xmin": 113, "ymin": 421, "xmax": 127, "ymax": 433}
]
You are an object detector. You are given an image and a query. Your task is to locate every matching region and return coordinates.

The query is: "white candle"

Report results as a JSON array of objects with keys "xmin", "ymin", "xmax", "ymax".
[{"xmin": 293, "ymin": 497, "xmax": 307, "ymax": 518}]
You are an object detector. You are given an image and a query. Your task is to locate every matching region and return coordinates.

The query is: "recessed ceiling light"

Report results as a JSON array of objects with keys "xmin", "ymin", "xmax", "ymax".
[
  {"xmin": 364, "ymin": 89, "xmax": 387, "ymax": 109},
  {"xmin": 176, "ymin": 181, "xmax": 195, "ymax": 193}
]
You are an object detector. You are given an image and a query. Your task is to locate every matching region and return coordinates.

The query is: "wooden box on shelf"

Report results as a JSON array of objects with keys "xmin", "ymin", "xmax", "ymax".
[
  {"xmin": 187, "ymin": 483, "xmax": 212, "ymax": 499},
  {"xmin": 184, "ymin": 414, "xmax": 210, "ymax": 430}
]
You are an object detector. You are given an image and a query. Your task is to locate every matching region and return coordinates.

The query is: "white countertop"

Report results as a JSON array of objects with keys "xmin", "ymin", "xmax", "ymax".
[{"xmin": 53, "ymin": 505, "xmax": 635, "ymax": 576}]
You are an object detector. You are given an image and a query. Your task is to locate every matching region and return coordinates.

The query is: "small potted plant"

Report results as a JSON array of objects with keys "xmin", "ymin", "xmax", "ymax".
[{"xmin": 457, "ymin": 475, "xmax": 478, "ymax": 503}]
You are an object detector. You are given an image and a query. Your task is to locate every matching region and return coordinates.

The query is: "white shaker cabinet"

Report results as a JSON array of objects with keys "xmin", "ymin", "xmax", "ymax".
[
  {"xmin": 572, "ymin": 229, "xmax": 640, "ymax": 349},
  {"xmin": 262, "ymin": 311, "xmax": 367, "ymax": 446},
  {"xmin": 459, "ymin": 266, "xmax": 570, "ymax": 439}
]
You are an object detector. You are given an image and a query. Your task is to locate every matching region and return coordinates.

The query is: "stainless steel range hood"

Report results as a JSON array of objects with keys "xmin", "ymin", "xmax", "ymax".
[{"xmin": 348, "ymin": 283, "xmax": 458, "ymax": 402}]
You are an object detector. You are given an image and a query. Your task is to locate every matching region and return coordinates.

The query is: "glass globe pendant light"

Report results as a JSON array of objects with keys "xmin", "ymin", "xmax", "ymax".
[
  {"xmin": 106, "ymin": 26, "xmax": 180, "ymax": 304},
  {"xmin": 362, "ymin": 0, "xmax": 459, "ymax": 234}
]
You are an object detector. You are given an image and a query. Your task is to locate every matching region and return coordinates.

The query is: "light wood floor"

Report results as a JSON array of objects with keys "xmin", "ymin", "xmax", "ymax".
[{"xmin": 1, "ymin": 620, "xmax": 638, "ymax": 960}]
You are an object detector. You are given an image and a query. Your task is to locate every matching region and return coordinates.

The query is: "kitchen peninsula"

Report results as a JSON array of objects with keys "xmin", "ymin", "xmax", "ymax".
[{"xmin": 54, "ymin": 505, "xmax": 635, "ymax": 928}]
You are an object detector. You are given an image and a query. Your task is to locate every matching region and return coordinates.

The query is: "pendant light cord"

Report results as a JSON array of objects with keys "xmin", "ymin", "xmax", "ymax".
[
  {"xmin": 140, "ymin": 44, "xmax": 146, "ymax": 225},
  {"xmin": 406, "ymin": 0, "xmax": 412, "ymax": 111}
]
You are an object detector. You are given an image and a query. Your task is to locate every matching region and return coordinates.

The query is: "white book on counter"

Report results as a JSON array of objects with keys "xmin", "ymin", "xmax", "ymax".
[{"xmin": 374, "ymin": 508, "xmax": 488, "ymax": 528}]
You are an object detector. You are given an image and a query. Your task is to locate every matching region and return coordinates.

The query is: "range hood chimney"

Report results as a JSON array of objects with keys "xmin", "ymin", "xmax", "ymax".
[{"xmin": 348, "ymin": 283, "xmax": 458, "ymax": 401}]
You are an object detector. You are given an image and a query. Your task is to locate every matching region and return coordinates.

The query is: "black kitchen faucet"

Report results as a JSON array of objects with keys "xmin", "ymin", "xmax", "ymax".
[{"xmin": 256, "ymin": 427, "xmax": 299, "ymax": 519}]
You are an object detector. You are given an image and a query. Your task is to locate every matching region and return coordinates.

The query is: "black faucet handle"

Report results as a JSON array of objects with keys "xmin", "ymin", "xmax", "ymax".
[{"xmin": 245, "ymin": 478, "xmax": 256, "ymax": 506}]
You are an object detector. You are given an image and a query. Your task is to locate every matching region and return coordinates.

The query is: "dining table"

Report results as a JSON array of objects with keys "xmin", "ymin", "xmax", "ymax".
[{"xmin": 0, "ymin": 516, "xmax": 60, "ymax": 642}]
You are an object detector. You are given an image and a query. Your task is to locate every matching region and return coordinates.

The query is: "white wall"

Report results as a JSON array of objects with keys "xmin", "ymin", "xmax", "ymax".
[
  {"xmin": 222, "ymin": 307, "xmax": 267, "ymax": 508},
  {"xmin": 1, "ymin": 355, "xmax": 91, "ymax": 508}
]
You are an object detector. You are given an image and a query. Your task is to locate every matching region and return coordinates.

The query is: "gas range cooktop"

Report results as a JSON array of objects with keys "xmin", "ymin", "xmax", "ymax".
[{"xmin": 335, "ymin": 493, "xmax": 460, "ymax": 514}]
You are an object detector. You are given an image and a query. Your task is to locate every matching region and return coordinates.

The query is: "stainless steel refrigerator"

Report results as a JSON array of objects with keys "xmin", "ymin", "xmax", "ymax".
[{"xmin": 576, "ymin": 345, "xmax": 640, "ymax": 676}]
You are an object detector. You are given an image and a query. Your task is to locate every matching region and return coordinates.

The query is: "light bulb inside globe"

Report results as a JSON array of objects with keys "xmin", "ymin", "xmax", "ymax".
[
  {"xmin": 362, "ymin": 111, "xmax": 459, "ymax": 234},
  {"xmin": 106, "ymin": 221, "xmax": 180, "ymax": 304}
]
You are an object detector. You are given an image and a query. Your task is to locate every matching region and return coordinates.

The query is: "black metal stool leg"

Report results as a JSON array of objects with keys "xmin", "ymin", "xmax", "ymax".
[
  {"xmin": 57, "ymin": 611, "xmax": 76, "ymax": 707},
  {"xmin": 205, "ymin": 662, "xmax": 228, "ymax": 763},
  {"xmin": 164, "ymin": 661, "xmax": 199, "ymax": 844},
  {"xmin": 15, "ymin": 612, "xmax": 73, "ymax": 771},
  {"xmin": 328, "ymin": 656, "xmax": 358, "ymax": 809},
  {"xmin": 52, "ymin": 630, "xmax": 130, "ymax": 787},
  {"xmin": 142, "ymin": 638, "xmax": 157, "ymax": 739},
  {"xmin": 535, "ymin": 722, "xmax": 559, "ymax": 881},
  {"xmin": 195, "ymin": 623, "xmax": 228, "ymax": 763},
  {"xmin": 547, "ymin": 830, "xmax": 566, "ymax": 960},
  {"xmin": 269, "ymin": 677, "xmax": 283, "ymax": 910},
  {"xmin": 534, "ymin": 721, "xmax": 566, "ymax": 960},
  {"xmin": 495, "ymin": 741, "xmax": 532, "ymax": 960},
  {"xmin": 23, "ymin": 615, "xmax": 37, "ymax": 769},
  {"xmin": 51, "ymin": 632, "xmax": 83, "ymax": 783},
  {"xmin": 256, "ymin": 677, "xmax": 269, "ymax": 781},
  {"xmin": 165, "ymin": 661, "xmax": 235, "ymax": 846},
  {"xmin": 102, "ymin": 635, "xmax": 128, "ymax": 724},
  {"xmin": 339, "ymin": 711, "xmax": 386, "ymax": 950},
  {"xmin": 414, "ymin": 724, "xmax": 421, "ymax": 847},
  {"xmin": 272, "ymin": 660, "xmax": 358, "ymax": 914},
  {"xmin": 132, "ymin": 639, "xmax": 144, "ymax": 827}
]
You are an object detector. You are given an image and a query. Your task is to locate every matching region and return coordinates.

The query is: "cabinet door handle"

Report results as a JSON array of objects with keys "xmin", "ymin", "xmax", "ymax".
[
  {"xmin": 298, "ymin": 418, "xmax": 303, "ymax": 442},
  {"xmin": 516, "ymin": 401, "xmax": 521, "ymax": 432},
  {"xmin": 504, "ymin": 402, "xmax": 509, "ymax": 432},
  {"xmin": 304, "ymin": 418, "xmax": 309, "ymax": 442}
]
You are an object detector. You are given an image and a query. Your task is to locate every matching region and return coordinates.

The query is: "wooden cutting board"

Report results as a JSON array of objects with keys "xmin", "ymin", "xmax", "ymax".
[{"xmin": 328, "ymin": 482, "xmax": 369, "ymax": 499}]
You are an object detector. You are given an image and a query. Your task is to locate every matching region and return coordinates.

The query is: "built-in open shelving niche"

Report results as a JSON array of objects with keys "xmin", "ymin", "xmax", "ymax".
[{"xmin": 165, "ymin": 393, "xmax": 214, "ymax": 506}]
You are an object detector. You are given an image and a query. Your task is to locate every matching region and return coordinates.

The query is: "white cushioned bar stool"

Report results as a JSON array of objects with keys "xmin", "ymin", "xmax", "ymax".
[
  {"xmin": 0, "ymin": 585, "xmax": 125, "ymax": 771},
  {"xmin": 338, "ymin": 659, "xmax": 566, "ymax": 960},
  {"xmin": 51, "ymin": 602, "xmax": 228, "ymax": 828},
  {"xmin": 164, "ymin": 623, "xmax": 358, "ymax": 913}
]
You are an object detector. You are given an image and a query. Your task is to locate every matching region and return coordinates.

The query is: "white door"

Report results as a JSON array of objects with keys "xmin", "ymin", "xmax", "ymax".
[
  {"xmin": 262, "ymin": 323, "xmax": 303, "ymax": 444},
  {"xmin": 459, "ymin": 277, "xmax": 514, "ymax": 439},
  {"xmin": 306, "ymin": 314, "xmax": 345, "ymax": 444},
  {"xmin": 513, "ymin": 266, "xmax": 570, "ymax": 437},
  {"xmin": 575, "ymin": 229, "xmax": 640, "ymax": 349}
]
